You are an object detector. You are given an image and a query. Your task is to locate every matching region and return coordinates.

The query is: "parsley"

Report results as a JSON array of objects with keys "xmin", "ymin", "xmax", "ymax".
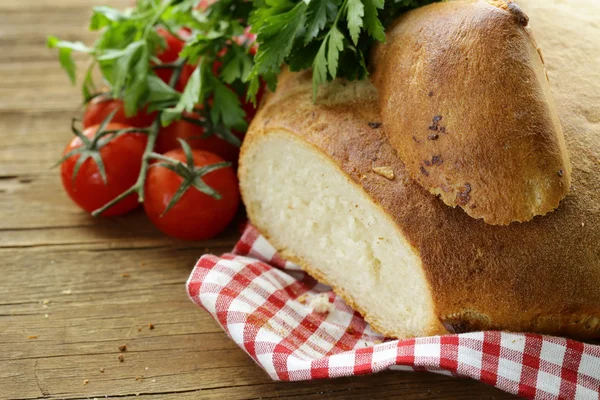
[
  {"xmin": 249, "ymin": 0, "xmax": 437, "ymax": 99},
  {"xmin": 49, "ymin": 0, "xmax": 438, "ymax": 125},
  {"xmin": 48, "ymin": 0, "xmax": 438, "ymax": 216}
]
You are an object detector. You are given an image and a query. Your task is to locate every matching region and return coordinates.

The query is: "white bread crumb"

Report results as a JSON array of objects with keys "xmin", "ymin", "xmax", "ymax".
[{"xmin": 309, "ymin": 295, "xmax": 334, "ymax": 314}]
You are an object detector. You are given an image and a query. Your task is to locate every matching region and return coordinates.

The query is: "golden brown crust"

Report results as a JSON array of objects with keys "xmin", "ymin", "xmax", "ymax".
[
  {"xmin": 240, "ymin": 0, "xmax": 600, "ymax": 340},
  {"xmin": 372, "ymin": 0, "xmax": 572, "ymax": 225}
]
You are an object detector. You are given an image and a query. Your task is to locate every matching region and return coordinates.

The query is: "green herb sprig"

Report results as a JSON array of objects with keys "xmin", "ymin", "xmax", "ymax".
[{"xmin": 48, "ymin": 0, "xmax": 437, "ymax": 216}]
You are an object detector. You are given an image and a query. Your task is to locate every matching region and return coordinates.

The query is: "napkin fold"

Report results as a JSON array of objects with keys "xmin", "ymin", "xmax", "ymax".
[{"xmin": 187, "ymin": 225, "xmax": 600, "ymax": 399}]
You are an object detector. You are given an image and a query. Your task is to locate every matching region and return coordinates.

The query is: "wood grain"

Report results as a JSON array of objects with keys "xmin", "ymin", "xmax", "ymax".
[{"xmin": 0, "ymin": 1, "xmax": 517, "ymax": 399}]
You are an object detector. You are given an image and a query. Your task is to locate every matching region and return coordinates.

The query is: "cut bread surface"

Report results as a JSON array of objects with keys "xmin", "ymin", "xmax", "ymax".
[{"xmin": 240, "ymin": 131, "xmax": 441, "ymax": 338}]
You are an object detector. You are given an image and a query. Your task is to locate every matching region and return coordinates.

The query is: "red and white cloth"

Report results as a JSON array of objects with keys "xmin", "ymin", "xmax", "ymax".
[{"xmin": 187, "ymin": 225, "xmax": 600, "ymax": 399}]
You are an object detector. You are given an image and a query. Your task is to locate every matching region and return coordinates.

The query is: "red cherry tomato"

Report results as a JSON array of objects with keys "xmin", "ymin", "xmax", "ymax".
[
  {"xmin": 155, "ymin": 115, "xmax": 242, "ymax": 163},
  {"xmin": 155, "ymin": 28, "xmax": 196, "ymax": 92},
  {"xmin": 156, "ymin": 27, "xmax": 185, "ymax": 63},
  {"xmin": 61, "ymin": 123, "xmax": 147, "ymax": 217},
  {"xmin": 83, "ymin": 95, "xmax": 156, "ymax": 129},
  {"xmin": 144, "ymin": 150, "xmax": 240, "ymax": 240}
]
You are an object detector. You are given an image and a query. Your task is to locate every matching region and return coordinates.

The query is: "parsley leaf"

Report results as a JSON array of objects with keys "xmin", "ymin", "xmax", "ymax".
[
  {"xmin": 210, "ymin": 75, "xmax": 247, "ymax": 132},
  {"xmin": 98, "ymin": 40, "xmax": 150, "ymax": 115},
  {"xmin": 363, "ymin": 0, "xmax": 386, "ymax": 42},
  {"xmin": 327, "ymin": 26, "xmax": 345, "ymax": 79},
  {"xmin": 220, "ymin": 44, "xmax": 254, "ymax": 84},
  {"xmin": 90, "ymin": 6, "xmax": 129, "ymax": 31},
  {"xmin": 305, "ymin": 0, "xmax": 331, "ymax": 45},
  {"xmin": 346, "ymin": 0, "xmax": 365, "ymax": 45},
  {"xmin": 312, "ymin": 39, "xmax": 328, "ymax": 99},
  {"xmin": 47, "ymin": 37, "xmax": 92, "ymax": 84},
  {"xmin": 146, "ymin": 75, "xmax": 180, "ymax": 109},
  {"xmin": 248, "ymin": 1, "xmax": 307, "ymax": 98},
  {"xmin": 163, "ymin": 63, "xmax": 202, "ymax": 123}
]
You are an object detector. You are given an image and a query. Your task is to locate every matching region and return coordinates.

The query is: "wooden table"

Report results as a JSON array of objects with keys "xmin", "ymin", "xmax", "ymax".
[{"xmin": 0, "ymin": 1, "xmax": 517, "ymax": 399}]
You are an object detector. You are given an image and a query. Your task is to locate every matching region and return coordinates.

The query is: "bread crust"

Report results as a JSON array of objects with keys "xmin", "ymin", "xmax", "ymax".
[
  {"xmin": 240, "ymin": 0, "xmax": 600, "ymax": 340},
  {"xmin": 372, "ymin": 0, "xmax": 572, "ymax": 225}
]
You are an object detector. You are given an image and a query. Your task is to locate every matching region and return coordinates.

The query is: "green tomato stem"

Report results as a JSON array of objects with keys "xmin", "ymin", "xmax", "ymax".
[
  {"xmin": 134, "ymin": 116, "xmax": 162, "ymax": 203},
  {"xmin": 90, "ymin": 56, "xmax": 187, "ymax": 217},
  {"xmin": 89, "ymin": 117, "xmax": 160, "ymax": 217}
]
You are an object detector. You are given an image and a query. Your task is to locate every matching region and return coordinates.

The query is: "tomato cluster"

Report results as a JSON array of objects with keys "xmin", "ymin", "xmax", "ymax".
[{"xmin": 60, "ymin": 27, "xmax": 262, "ymax": 240}]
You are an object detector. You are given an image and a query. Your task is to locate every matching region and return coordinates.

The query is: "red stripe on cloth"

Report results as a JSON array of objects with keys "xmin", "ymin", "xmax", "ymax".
[
  {"xmin": 518, "ymin": 334, "xmax": 543, "ymax": 398},
  {"xmin": 238, "ymin": 268, "xmax": 319, "ymax": 379},
  {"xmin": 480, "ymin": 331, "xmax": 501, "ymax": 386},
  {"xmin": 270, "ymin": 252, "xmax": 289, "ymax": 269},
  {"xmin": 242, "ymin": 289, "xmax": 292, "ymax": 356},
  {"xmin": 326, "ymin": 312, "xmax": 368, "ymax": 356},
  {"xmin": 310, "ymin": 357, "xmax": 330, "ymax": 379},
  {"xmin": 271, "ymin": 317, "xmax": 325, "ymax": 381},
  {"xmin": 186, "ymin": 257, "xmax": 216, "ymax": 308},
  {"xmin": 354, "ymin": 347, "xmax": 375, "ymax": 376},
  {"xmin": 559, "ymin": 340, "xmax": 584, "ymax": 398},
  {"xmin": 232, "ymin": 225, "xmax": 260, "ymax": 256},
  {"xmin": 272, "ymin": 342, "xmax": 294, "ymax": 381},
  {"xmin": 439, "ymin": 335, "xmax": 460, "ymax": 372},
  {"xmin": 217, "ymin": 261, "xmax": 272, "ymax": 357},
  {"xmin": 397, "ymin": 338, "xmax": 416, "ymax": 365},
  {"xmin": 280, "ymin": 313, "xmax": 333, "ymax": 358}
]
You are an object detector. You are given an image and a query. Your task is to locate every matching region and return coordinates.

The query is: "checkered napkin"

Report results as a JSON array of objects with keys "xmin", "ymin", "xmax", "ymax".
[{"xmin": 187, "ymin": 225, "xmax": 600, "ymax": 399}]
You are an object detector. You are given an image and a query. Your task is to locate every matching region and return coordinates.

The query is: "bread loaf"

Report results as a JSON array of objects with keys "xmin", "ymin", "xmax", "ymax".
[
  {"xmin": 372, "ymin": 0, "xmax": 572, "ymax": 225},
  {"xmin": 238, "ymin": 0, "xmax": 600, "ymax": 339}
]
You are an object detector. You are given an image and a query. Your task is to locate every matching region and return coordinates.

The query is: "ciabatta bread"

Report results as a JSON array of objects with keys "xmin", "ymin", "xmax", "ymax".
[
  {"xmin": 372, "ymin": 0, "xmax": 571, "ymax": 225},
  {"xmin": 238, "ymin": 0, "xmax": 600, "ymax": 339}
]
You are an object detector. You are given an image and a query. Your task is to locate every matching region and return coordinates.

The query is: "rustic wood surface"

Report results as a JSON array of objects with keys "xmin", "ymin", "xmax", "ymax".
[{"xmin": 0, "ymin": 1, "xmax": 518, "ymax": 399}]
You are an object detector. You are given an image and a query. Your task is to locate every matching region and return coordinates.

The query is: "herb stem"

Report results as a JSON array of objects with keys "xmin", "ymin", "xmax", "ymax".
[
  {"xmin": 152, "ymin": 63, "xmax": 180, "ymax": 70},
  {"xmin": 143, "ymin": 0, "xmax": 173, "ymax": 39},
  {"xmin": 147, "ymin": 152, "xmax": 179, "ymax": 163},
  {"xmin": 168, "ymin": 57, "xmax": 187, "ymax": 87},
  {"xmin": 135, "ymin": 117, "xmax": 162, "ymax": 202}
]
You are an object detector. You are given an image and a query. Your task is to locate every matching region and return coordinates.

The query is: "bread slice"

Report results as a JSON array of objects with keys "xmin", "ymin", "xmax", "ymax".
[
  {"xmin": 240, "ymin": 77, "xmax": 446, "ymax": 338},
  {"xmin": 239, "ymin": 0, "xmax": 600, "ymax": 340},
  {"xmin": 372, "ymin": 0, "xmax": 572, "ymax": 226}
]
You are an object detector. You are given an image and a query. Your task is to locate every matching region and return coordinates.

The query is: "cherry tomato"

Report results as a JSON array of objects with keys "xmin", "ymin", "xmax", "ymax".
[
  {"xmin": 83, "ymin": 95, "xmax": 156, "ymax": 129},
  {"xmin": 144, "ymin": 150, "xmax": 240, "ymax": 240},
  {"xmin": 155, "ymin": 115, "xmax": 243, "ymax": 163},
  {"xmin": 155, "ymin": 28, "xmax": 196, "ymax": 92},
  {"xmin": 61, "ymin": 123, "xmax": 147, "ymax": 217}
]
